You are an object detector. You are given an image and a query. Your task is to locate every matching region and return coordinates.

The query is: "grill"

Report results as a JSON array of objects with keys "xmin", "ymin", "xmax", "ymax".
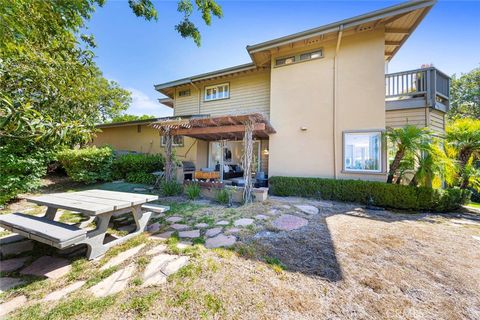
[{"xmin": 181, "ymin": 161, "xmax": 196, "ymax": 180}]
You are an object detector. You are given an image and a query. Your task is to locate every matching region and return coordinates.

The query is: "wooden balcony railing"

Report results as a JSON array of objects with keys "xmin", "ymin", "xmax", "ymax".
[{"xmin": 385, "ymin": 67, "xmax": 450, "ymax": 110}]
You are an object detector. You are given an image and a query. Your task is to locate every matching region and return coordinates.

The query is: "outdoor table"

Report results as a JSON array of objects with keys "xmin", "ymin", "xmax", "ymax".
[{"xmin": 25, "ymin": 189, "xmax": 158, "ymax": 259}]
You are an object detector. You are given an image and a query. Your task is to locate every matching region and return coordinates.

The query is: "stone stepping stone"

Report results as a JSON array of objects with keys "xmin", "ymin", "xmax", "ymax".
[
  {"xmin": 216, "ymin": 220, "xmax": 229, "ymax": 226},
  {"xmin": 146, "ymin": 222, "xmax": 160, "ymax": 233},
  {"xmin": 295, "ymin": 205, "xmax": 319, "ymax": 215},
  {"xmin": 166, "ymin": 216, "xmax": 183, "ymax": 223},
  {"xmin": 90, "ymin": 264, "xmax": 136, "ymax": 297},
  {"xmin": 0, "ymin": 257, "xmax": 28, "ymax": 273},
  {"xmin": 272, "ymin": 214, "xmax": 308, "ymax": 231},
  {"xmin": 178, "ymin": 230, "xmax": 200, "ymax": 238},
  {"xmin": 21, "ymin": 256, "xmax": 71, "ymax": 279},
  {"xmin": 0, "ymin": 277, "xmax": 25, "ymax": 292},
  {"xmin": 100, "ymin": 244, "xmax": 145, "ymax": 270},
  {"xmin": 142, "ymin": 254, "xmax": 187, "ymax": 287},
  {"xmin": 255, "ymin": 214, "xmax": 269, "ymax": 220},
  {"xmin": 146, "ymin": 244, "xmax": 167, "ymax": 256},
  {"xmin": 234, "ymin": 218, "xmax": 254, "ymax": 227},
  {"xmin": 195, "ymin": 223, "xmax": 209, "ymax": 228},
  {"xmin": 0, "ymin": 295, "xmax": 27, "ymax": 317},
  {"xmin": 162, "ymin": 256, "xmax": 189, "ymax": 275},
  {"xmin": 150, "ymin": 231, "xmax": 173, "ymax": 240},
  {"xmin": 171, "ymin": 224, "xmax": 189, "ymax": 231},
  {"xmin": 205, "ymin": 234, "xmax": 236, "ymax": 249},
  {"xmin": 225, "ymin": 227, "xmax": 240, "ymax": 234},
  {"xmin": 0, "ymin": 239, "xmax": 33, "ymax": 257},
  {"xmin": 44, "ymin": 280, "xmax": 85, "ymax": 301},
  {"xmin": 205, "ymin": 227, "xmax": 222, "ymax": 238}
]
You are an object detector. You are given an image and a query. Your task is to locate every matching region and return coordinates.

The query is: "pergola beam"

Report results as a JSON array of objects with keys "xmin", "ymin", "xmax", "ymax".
[{"xmin": 171, "ymin": 123, "xmax": 266, "ymax": 136}]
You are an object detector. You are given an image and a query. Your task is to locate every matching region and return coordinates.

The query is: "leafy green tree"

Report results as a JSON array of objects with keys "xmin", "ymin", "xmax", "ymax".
[
  {"xmin": 109, "ymin": 114, "xmax": 156, "ymax": 123},
  {"xmin": 448, "ymin": 66, "xmax": 480, "ymax": 120}
]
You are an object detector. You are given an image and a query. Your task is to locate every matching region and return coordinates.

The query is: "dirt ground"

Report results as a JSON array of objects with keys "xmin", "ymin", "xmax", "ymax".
[{"xmin": 2, "ymin": 178, "xmax": 480, "ymax": 320}]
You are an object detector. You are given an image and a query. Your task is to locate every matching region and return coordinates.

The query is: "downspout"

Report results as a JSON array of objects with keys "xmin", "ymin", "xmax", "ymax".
[
  {"xmin": 190, "ymin": 80, "xmax": 201, "ymax": 114},
  {"xmin": 333, "ymin": 25, "xmax": 343, "ymax": 179}
]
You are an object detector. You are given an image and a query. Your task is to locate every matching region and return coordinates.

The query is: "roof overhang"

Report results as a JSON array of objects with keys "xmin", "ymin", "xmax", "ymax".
[
  {"xmin": 150, "ymin": 113, "xmax": 276, "ymax": 141},
  {"xmin": 158, "ymin": 97, "xmax": 173, "ymax": 108},
  {"xmin": 247, "ymin": 0, "xmax": 436, "ymax": 65}
]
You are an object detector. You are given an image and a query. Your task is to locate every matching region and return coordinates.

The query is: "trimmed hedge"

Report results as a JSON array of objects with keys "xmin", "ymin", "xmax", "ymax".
[
  {"xmin": 112, "ymin": 153, "xmax": 164, "ymax": 181},
  {"xmin": 269, "ymin": 176, "xmax": 471, "ymax": 212}
]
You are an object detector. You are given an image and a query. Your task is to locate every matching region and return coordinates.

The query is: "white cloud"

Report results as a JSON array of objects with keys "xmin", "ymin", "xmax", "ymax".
[{"xmin": 126, "ymin": 88, "xmax": 173, "ymax": 117}]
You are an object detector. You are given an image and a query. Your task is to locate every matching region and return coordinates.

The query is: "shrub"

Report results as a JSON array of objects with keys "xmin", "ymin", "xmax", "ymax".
[
  {"xmin": 112, "ymin": 153, "xmax": 164, "ymax": 180},
  {"xmin": 57, "ymin": 146, "xmax": 114, "ymax": 184},
  {"xmin": 185, "ymin": 183, "xmax": 201, "ymax": 200},
  {"xmin": 125, "ymin": 172, "xmax": 155, "ymax": 184},
  {"xmin": 215, "ymin": 189, "xmax": 230, "ymax": 205},
  {"xmin": 269, "ymin": 176, "xmax": 471, "ymax": 212},
  {"xmin": 161, "ymin": 181, "xmax": 183, "ymax": 196}
]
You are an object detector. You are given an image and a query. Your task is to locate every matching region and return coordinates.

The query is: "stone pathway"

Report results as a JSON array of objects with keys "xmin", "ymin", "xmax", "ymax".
[
  {"xmin": 272, "ymin": 214, "xmax": 308, "ymax": 231},
  {"xmin": 142, "ymin": 254, "xmax": 189, "ymax": 287},
  {"xmin": 146, "ymin": 222, "xmax": 160, "ymax": 233},
  {"xmin": 0, "ymin": 257, "xmax": 28, "ymax": 273},
  {"xmin": 90, "ymin": 263, "xmax": 136, "ymax": 297},
  {"xmin": 179, "ymin": 230, "xmax": 200, "ymax": 238},
  {"xmin": 0, "ymin": 295, "xmax": 27, "ymax": 317},
  {"xmin": 166, "ymin": 216, "xmax": 183, "ymax": 223},
  {"xmin": 150, "ymin": 231, "xmax": 173, "ymax": 240},
  {"xmin": 43, "ymin": 280, "xmax": 85, "ymax": 301},
  {"xmin": 195, "ymin": 223, "xmax": 209, "ymax": 228},
  {"xmin": 255, "ymin": 214, "xmax": 269, "ymax": 220},
  {"xmin": 225, "ymin": 227, "xmax": 240, "ymax": 234},
  {"xmin": 205, "ymin": 234, "xmax": 236, "ymax": 249},
  {"xmin": 21, "ymin": 256, "xmax": 71, "ymax": 279},
  {"xmin": 205, "ymin": 227, "xmax": 222, "ymax": 238},
  {"xmin": 234, "ymin": 218, "xmax": 254, "ymax": 227},
  {"xmin": 295, "ymin": 205, "xmax": 319, "ymax": 215},
  {"xmin": 171, "ymin": 223, "xmax": 189, "ymax": 231},
  {"xmin": 146, "ymin": 244, "xmax": 167, "ymax": 256},
  {"xmin": 216, "ymin": 220, "xmax": 229, "ymax": 226},
  {"xmin": 0, "ymin": 277, "xmax": 25, "ymax": 292},
  {"xmin": 100, "ymin": 244, "xmax": 145, "ymax": 270}
]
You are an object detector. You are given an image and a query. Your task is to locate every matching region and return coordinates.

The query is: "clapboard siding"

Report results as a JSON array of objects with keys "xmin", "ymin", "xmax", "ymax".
[
  {"xmin": 386, "ymin": 108, "xmax": 427, "ymax": 128},
  {"xmin": 429, "ymin": 109, "xmax": 445, "ymax": 134},
  {"xmin": 173, "ymin": 70, "xmax": 270, "ymax": 117}
]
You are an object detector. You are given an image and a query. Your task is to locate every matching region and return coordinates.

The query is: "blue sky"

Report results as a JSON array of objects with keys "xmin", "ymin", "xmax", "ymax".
[{"xmin": 86, "ymin": 0, "xmax": 480, "ymax": 117}]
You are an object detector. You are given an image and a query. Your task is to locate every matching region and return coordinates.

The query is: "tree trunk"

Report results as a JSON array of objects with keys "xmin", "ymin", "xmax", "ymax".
[
  {"xmin": 387, "ymin": 149, "xmax": 405, "ymax": 183},
  {"xmin": 163, "ymin": 130, "xmax": 174, "ymax": 182},
  {"xmin": 458, "ymin": 149, "xmax": 473, "ymax": 189},
  {"xmin": 243, "ymin": 121, "xmax": 254, "ymax": 204}
]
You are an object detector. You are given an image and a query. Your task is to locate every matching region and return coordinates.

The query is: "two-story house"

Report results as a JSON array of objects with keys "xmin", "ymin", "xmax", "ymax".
[{"xmin": 94, "ymin": 0, "xmax": 450, "ymax": 184}]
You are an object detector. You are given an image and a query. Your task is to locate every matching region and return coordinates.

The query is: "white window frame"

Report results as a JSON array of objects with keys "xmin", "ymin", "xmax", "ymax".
[
  {"xmin": 161, "ymin": 135, "xmax": 184, "ymax": 147},
  {"xmin": 343, "ymin": 131, "xmax": 383, "ymax": 173},
  {"xmin": 204, "ymin": 83, "xmax": 229, "ymax": 101}
]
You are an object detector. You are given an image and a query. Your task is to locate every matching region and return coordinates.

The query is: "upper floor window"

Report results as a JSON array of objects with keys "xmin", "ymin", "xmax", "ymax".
[
  {"xmin": 178, "ymin": 89, "xmax": 191, "ymax": 97},
  {"xmin": 275, "ymin": 49, "xmax": 323, "ymax": 67},
  {"xmin": 205, "ymin": 83, "xmax": 229, "ymax": 101},
  {"xmin": 343, "ymin": 131, "xmax": 382, "ymax": 173}
]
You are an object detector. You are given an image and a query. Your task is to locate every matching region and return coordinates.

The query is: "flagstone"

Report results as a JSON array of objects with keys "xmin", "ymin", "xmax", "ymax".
[
  {"xmin": 0, "ymin": 257, "xmax": 28, "ymax": 273},
  {"xmin": 166, "ymin": 216, "xmax": 183, "ymax": 223},
  {"xmin": 255, "ymin": 214, "xmax": 269, "ymax": 220},
  {"xmin": 171, "ymin": 223, "xmax": 189, "ymax": 231},
  {"xmin": 150, "ymin": 231, "xmax": 173, "ymax": 240},
  {"xmin": 195, "ymin": 223, "xmax": 209, "ymax": 228},
  {"xmin": 146, "ymin": 222, "xmax": 160, "ymax": 233},
  {"xmin": 225, "ymin": 227, "xmax": 240, "ymax": 234},
  {"xmin": 294, "ymin": 205, "xmax": 319, "ymax": 215},
  {"xmin": 205, "ymin": 227, "xmax": 222, "ymax": 238},
  {"xmin": 100, "ymin": 244, "xmax": 145, "ymax": 270},
  {"xmin": 21, "ymin": 256, "xmax": 71, "ymax": 279},
  {"xmin": 0, "ymin": 277, "xmax": 25, "ymax": 292},
  {"xmin": 272, "ymin": 214, "xmax": 308, "ymax": 231},
  {"xmin": 142, "ymin": 254, "xmax": 178, "ymax": 287},
  {"xmin": 90, "ymin": 264, "xmax": 136, "ymax": 297},
  {"xmin": 0, "ymin": 295, "xmax": 27, "ymax": 317},
  {"xmin": 162, "ymin": 256, "xmax": 189, "ymax": 275},
  {"xmin": 146, "ymin": 244, "xmax": 167, "ymax": 256},
  {"xmin": 178, "ymin": 230, "xmax": 200, "ymax": 238},
  {"xmin": 44, "ymin": 280, "xmax": 85, "ymax": 301},
  {"xmin": 234, "ymin": 218, "xmax": 254, "ymax": 227},
  {"xmin": 216, "ymin": 220, "xmax": 229, "ymax": 226},
  {"xmin": 205, "ymin": 234, "xmax": 236, "ymax": 249}
]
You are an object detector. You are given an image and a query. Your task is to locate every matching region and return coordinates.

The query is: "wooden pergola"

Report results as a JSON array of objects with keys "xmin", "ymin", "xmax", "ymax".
[{"xmin": 151, "ymin": 113, "xmax": 276, "ymax": 203}]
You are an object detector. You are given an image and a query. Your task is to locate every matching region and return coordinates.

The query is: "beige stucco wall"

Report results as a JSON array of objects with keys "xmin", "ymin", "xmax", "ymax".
[{"xmin": 268, "ymin": 28, "xmax": 387, "ymax": 181}]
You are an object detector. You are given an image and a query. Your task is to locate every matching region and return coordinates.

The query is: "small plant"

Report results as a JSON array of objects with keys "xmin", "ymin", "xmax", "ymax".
[
  {"xmin": 215, "ymin": 188, "xmax": 230, "ymax": 205},
  {"xmin": 264, "ymin": 256, "xmax": 285, "ymax": 274},
  {"xmin": 185, "ymin": 183, "xmax": 201, "ymax": 200},
  {"xmin": 161, "ymin": 180, "xmax": 183, "ymax": 196}
]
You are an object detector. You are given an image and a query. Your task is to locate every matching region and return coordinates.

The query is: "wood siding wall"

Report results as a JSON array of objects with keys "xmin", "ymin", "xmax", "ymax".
[
  {"xmin": 173, "ymin": 70, "xmax": 271, "ymax": 117},
  {"xmin": 385, "ymin": 108, "xmax": 445, "ymax": 134}
]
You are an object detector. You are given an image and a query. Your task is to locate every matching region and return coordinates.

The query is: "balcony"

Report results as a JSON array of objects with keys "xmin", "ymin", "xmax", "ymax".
[{"xmin": 385, "ymin": 67, "xmax": 450, "ymax": 112}]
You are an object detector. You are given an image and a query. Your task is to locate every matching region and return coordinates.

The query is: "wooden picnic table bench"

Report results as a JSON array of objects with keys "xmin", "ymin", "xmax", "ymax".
[{"xmin": 0, "ymin": 190, "xmax": 160, "ymax": 260}]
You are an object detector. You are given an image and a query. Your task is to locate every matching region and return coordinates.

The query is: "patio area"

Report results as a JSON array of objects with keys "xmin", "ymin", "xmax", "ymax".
[{"xmin": 0, "ymin": 178, "xmax": 479, "ymax": 319}]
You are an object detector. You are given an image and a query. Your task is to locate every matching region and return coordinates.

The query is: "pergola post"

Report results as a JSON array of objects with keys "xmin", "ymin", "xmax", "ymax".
[
  {"xmin": 243, "ymin": 120, "xmax": 254, "ymax": 203},
  {"xmin": 163, "ymin": 129, "xmax": 174, "ymax": 182}
]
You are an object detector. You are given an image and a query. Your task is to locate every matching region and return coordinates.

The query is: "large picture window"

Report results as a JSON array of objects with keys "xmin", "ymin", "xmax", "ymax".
[
  {"xmin": 161, "ymin": 135, "xmax": 184, "ymax": 147},
  {"xmin": 204, "ymin": 83, "xmax": 229, "ymax": 101},
  {"xmin": 344, "ymin": 131, "xmax": 382, "ymax": 172}
]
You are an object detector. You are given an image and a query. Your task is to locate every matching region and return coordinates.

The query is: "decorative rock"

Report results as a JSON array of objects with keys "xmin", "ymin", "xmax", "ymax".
[
  {"xmin": 44, "ymin": 280, "xmax": 85, "ymax": 301},
  {"xmin": 0, "ymin": 257, "xmax": 28, "ymax": 273},
  {"xmin": 272, "ymin": 214, "xmax": 308, "ymax": 231},
  {"xmin": 295, "ymin": 205, "xmax": 319, "ymax": 215},
  {"xmin": 171, "ymin": 224, "xmax": 189, "ymax": 231},
  {"xmin": 205, "ymin": 227, "xmax": 222, "ymax": 238},
  {"xmin": 142, "ymin": 254, "xmax": 178, "ymax": 287},
  {"xmin": 255, "ymin": 214, "xmax": 269, "ymax": 220},
  {"xmin": 216, "ymin": 220, "xmax": 229, "ymax": 226},
  {"xmin": 100, "ymin": 244, "xmax": 145, "ymax": 270},
  {"xmin": 21, "ymin": 256, "xmax": 71, "ymax": 279},
  {"xmin": 150, "ymin": 231, "xmax": 173, "ymax": 240},
  {"xmin": 234, "ymin": 218, "xmax": 254, "ymax": 227},
  {"xmin": 0, "ymin": 239, "xmax": 33, "ymax": 257},
  {"xmin": 146, "ymin": 244, "xmax": 167, "ymax": 256},
  {"xmin": 90, "ymin": 264, "xmax": 136, "ymax": 297},
  {"xmin": 0, "ymin": 295, "xmax": 27, "ymax": 317},
  {"xmin": 178, "ymin": 230, "xmax": 200, "ymax": 238},
  {"xmin": 166, "ymin": 216, "xmax": 183, "ymax": 223},
  {"xmin": 0, "ymin": 277, "xmax": 25, "ymax": 292},
  {"xmin": 205, "ymin": 234, "xmax": 236, "ymax": 249},
  {"xmin": 146, "ymin": 222, "xmax": 160, "ymax": 233},
  {"xmin": 195, "ymin": 223, "xmax": 209, "ymax": 228},
  {"xmin": 225, "ymin": 227, "xmax": 240, "ymax": 234}
]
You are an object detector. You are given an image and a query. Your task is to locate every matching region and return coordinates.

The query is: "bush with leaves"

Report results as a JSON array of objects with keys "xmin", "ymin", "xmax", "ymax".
[
  {"xmin": 184, "ymin": 183, "xmax": 201, "ymax": 200},
  {"xmin": 112, "ymin": 153, "xmax": 164, "ymax": 181},
  {"xmin": 125, "ymin": 172, "xmax": 156, "ymax": 185},
  {"xmin": 57, "ymin": 146, "xmax": 114, "ymax": 184},
  {"xmin": 161, "ymin": 181, "xmax": 183, "ymax": 196}
]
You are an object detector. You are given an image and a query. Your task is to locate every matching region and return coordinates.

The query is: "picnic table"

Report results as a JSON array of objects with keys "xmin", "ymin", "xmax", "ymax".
[{"xmin": 0, "ymin": 190, "xmax": 159, "ymax": 260}]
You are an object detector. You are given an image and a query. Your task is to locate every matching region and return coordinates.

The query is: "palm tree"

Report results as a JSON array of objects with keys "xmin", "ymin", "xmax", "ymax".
[
  {"xmin": 445, "ymin": 118, "xmax": 480, "ymax": 189},
  {"xmin": 386, "ymin": 125, "xmax": 429, "ymax": 184}
]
